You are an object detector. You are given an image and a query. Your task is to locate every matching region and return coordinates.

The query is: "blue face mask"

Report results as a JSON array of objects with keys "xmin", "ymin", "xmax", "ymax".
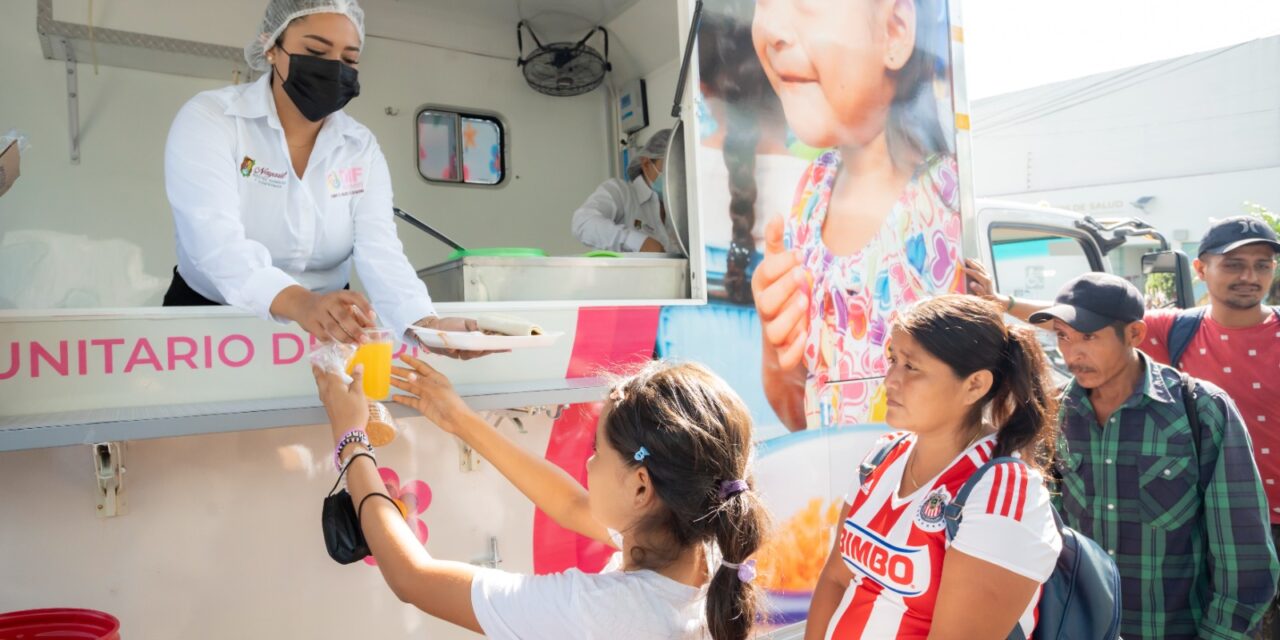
[{"xmin": 650, "ymin": 172, "xmax": 665, "ymax": 200}]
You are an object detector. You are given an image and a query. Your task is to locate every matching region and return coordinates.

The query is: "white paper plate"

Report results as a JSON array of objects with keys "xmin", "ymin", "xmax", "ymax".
[{"xmin": 408, "ymin": 327, "xmax": 564, "ymax": 351}]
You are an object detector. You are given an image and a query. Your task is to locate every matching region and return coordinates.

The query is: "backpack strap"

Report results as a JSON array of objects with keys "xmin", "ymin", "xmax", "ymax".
[
  {"xmin": 943, "ymin": 455, "xmax": 1046, "ymax": 640},
  {"xmin": 1166, "ymin": 306, "xmax": 1208, "ymax": 367},
  {"xmin": 858, "ymin": 432, "xmax": 912, "ymax": 489},
  {"xmin": 944, "ymin": 456, "xmax": 1027, "ymax": 542}
]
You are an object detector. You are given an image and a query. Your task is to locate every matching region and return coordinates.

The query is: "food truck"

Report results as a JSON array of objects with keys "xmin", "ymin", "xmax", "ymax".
[{"xmin": 0, "ymin": 0, "xmax": 1192, "ymax": 637}]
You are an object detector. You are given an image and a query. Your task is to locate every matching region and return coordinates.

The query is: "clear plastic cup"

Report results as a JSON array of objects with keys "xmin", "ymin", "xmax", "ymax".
[
  {"xmin": 347, "ymin": 328, "xmax": 393, "ymax": 399},
  {"xmin": 366, "ymin": 401, "xmax": 398, "ymax": 447}
]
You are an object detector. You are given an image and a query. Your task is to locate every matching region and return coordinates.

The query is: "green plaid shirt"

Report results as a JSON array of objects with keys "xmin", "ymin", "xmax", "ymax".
[{"xmin": 1055, "ymin": 353, "xmax": 1278, "ymax": 640}]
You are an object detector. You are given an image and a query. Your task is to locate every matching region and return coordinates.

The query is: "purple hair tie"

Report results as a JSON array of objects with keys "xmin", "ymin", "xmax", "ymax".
[
  {"xmin": 719, "ymin": 479, "xmax": 749, "ymax": 500},
  {"xmin": 721, "ymin": 559, "xmax": 757, "ymax": 583}
]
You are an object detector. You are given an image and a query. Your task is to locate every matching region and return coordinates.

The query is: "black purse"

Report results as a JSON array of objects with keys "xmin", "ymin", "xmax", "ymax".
[{"xmin": 322, "ymin": 453, "xmax": 374, "ymax": 564}]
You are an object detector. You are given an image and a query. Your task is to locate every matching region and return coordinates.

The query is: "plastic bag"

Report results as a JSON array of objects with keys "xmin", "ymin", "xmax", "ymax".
[
  {"xmin": 309, "ymin": 342, "xmax": 356, "ymax": 385},
  {"xmin": 0, "ymin": 129, "xmax": 30, "ymax": 154}
]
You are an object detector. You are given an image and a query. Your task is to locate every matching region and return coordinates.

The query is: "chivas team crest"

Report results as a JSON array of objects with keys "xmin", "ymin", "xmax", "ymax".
[{"xmin": 914, "ymin": 486, "xmax": 951, "ymax": 533}]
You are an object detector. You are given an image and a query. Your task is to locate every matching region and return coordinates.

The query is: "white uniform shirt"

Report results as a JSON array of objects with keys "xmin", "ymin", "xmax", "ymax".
[
  {"xmin": 471, "ymin": 552, "xmax": 710, "ymax": 639},
  {"xmin": 571, "ymin": 176, "xmax": 677, "ymax": 253},
  {"xmin": 164, "ymin": 74, "xmax": 435, "ymax": 338}
]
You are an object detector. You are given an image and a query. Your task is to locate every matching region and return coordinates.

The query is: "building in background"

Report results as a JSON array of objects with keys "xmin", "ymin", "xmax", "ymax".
[{"xmin": 971, "ymin": 35, "xmax": 1280, "ymax": 297}]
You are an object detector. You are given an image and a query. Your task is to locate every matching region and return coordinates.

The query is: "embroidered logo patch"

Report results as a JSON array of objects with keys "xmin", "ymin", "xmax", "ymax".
[
  {"xmin": 248, "ymin": 164, "xmax": 287, "ymax": 189},
  {"xmin": 914, "ymin": 486, "xmax": 951, "ymax": 532},
  {"xmin": 326, "ymin": 166, "xmax": 366, "ymax": 198},
  {"xmin": 240, "ymin": 156, "xmax": 255, "ymax": 177}
]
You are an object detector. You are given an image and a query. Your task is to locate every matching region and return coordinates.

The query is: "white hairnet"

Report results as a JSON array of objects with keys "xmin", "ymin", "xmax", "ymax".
[
  {"xmin": 245, "ymin": 0, "xmax": 366, "ymax": 72},
  {"xmin": 626, "ymin": 128, "xmax": 672, "ymax": 181}
]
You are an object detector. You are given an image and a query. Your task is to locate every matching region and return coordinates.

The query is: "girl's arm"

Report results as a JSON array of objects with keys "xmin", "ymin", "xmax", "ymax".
[
  {"xmin": 761, "ymin": 335, "xmax": 809, "ymax": 432},
  {"xmin": 315, "ymin": 365, "xmax": 482, "ymax": 632},
  {"xmin": 391, "ymin": 355, "xmax": 615, "ymax": 547},
  {"xmin": 754, "ymin": 216, "xmax": 810, "ymax": 432}
]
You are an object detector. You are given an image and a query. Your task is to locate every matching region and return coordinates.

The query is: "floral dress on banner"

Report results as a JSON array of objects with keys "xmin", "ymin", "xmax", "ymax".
[{"xmin": 785, "ymin": 151, "xmax": 964, "ymax": 430}]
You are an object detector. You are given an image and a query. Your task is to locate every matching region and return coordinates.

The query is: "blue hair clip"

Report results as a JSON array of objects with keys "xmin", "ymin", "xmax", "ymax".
[{"xmin": 634, "ymin": 446, "xmax": 650, "ymax": 462}]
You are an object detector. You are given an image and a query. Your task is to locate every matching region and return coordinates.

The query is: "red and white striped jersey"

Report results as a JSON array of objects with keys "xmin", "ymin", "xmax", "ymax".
[{"xmin": 824, "ymin": 432, "xmax": 1062, "ymax": 640}]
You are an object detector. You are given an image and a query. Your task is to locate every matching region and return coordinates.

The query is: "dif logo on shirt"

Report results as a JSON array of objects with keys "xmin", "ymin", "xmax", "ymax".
[
  {"xmin": 839, "ymin": 520, "xmax": 931, "ymax": 597},
  {"xmin": 327, "ymin": 166, "xmax": 365, "ymax": 198}
]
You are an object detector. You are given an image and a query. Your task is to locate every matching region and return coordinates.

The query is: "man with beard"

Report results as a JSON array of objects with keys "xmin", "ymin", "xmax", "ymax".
[
  {"xmin": 1142, "ymin": 217, "xmax": 1280, "ymax": 639},
  {"xmin": 1027, "ymin": 273, "xmax": 1276, "ymax": 640}
]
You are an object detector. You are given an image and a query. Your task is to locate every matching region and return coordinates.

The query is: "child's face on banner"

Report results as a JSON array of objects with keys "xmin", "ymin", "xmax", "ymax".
[{"xmin": 752, "ymin": 0, "xmax": 916, "ymax": 149}]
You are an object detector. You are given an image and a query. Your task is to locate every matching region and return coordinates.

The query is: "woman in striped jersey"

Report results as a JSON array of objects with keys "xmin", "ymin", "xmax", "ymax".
[{"xmin": 806, "ymin": 295, "xmax": 1063, "ymax": 639}]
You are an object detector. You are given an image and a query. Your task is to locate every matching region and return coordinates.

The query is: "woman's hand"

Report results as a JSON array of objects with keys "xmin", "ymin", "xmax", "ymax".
[
  {"xmin": 276, "ymin": 287, "xmax": 376, "ymax": 345},
  {"xmin": 313, "ymin": 363, "xmax": 370, "ymax": 444},
  {"xmin": 390, "ymin": 354, "xmax": 471, "ymax": 431},
  {"xmin": 752, "ymin": 216, "xmax": 810, "ymax": 370}
]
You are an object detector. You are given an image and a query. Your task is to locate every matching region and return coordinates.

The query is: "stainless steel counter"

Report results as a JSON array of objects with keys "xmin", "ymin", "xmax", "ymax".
[{"xmin": 418, "ymin": 256, "xmax": 691, "ymax": 302}]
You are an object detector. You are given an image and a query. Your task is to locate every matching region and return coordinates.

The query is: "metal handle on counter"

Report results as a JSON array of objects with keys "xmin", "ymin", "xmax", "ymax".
[{"xmin": 393, "ymin": 207, "xmax": 466, "ymax": 252}]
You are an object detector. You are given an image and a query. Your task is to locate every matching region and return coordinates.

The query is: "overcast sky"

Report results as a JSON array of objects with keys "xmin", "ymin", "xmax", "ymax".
[{"xmin": 964, "ymin": 0, "xmax": 1280, "ymax": 99}]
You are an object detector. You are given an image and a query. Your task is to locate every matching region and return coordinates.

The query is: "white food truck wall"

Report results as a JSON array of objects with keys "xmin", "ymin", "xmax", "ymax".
[
  {"xmin": 604, "ymin": 0, "xmax": 682, "ymax": 145},
  {"xmin": 0, "ymin": 414, "xmax": 559, "ymax": 639},
  {"xmin": 0, "ymin": 0, "xmax": 616, "ymax": 308},
  {"xmin": 0, "ymin": 1, "xmax": 686, "ymax": 637}
]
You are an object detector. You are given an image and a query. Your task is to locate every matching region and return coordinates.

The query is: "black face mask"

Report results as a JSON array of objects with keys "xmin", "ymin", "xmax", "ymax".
[
  {"xmin": 322, "ymin": 488, "xmax": 370, "ymax": 564},
  {"xmin": 273, "ymin": 51, "xmax": 360, "ymax": 122}
]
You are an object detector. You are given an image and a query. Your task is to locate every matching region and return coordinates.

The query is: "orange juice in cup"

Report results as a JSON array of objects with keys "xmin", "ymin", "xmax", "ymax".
[{"xmin": 348, "ymin": 328, "xmax": 394, "ymax": 400}]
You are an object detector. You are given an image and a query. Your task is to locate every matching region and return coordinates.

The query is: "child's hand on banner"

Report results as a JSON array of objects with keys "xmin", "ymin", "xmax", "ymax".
[{"xmin": 752, "ymin": 216, "xmax": 810, "ymax": 370}]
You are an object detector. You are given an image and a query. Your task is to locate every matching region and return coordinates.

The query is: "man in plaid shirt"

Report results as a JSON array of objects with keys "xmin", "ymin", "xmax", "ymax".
[{"xmin": 1029, "ymin": 273, "xmax": 1278, "ymax": 640}]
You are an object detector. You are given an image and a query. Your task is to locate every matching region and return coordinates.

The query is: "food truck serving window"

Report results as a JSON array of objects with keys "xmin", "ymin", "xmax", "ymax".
[{"xmin": 416, "ymin": 108, "xmax": 506, "ymax": 186}]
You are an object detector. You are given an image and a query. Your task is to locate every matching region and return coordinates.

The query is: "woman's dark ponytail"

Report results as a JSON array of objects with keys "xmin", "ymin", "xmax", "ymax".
[{"xmin": 987, "ymin": 325, "xmax": 1058, "ymax": 468}]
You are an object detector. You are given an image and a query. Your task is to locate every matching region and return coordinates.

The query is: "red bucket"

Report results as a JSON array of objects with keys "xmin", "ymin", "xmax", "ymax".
[{"xmin": 0, "ymin": 608, "xmax": 120, "ymax": 640}]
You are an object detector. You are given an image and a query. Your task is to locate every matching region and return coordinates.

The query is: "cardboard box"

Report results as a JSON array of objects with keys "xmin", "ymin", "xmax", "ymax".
[{"xmin": 0, "ymin": 140, "xmax": 19, "ymax": 198}]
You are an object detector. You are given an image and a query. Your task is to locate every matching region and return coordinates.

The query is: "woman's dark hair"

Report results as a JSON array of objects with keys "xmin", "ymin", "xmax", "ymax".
[
  {"xmin": 698, "ymin": 2, "xmax": 785, "ymax": 305},
  {"xmin": 893, "ymin": 295, "xmax": 1058, "ymax": 468},
  {"xmin": 886, "ymin": 0, "xmax": 953, "ymax": 170},
  {"xmin": 603, "ymin": 361, "xmax": 770, "ymax": 640}
]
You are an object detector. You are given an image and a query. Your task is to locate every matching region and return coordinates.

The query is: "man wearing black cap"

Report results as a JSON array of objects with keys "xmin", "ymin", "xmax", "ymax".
[
  {"xmin": 1028, "ymin": 272, "xmax": 1277, "ymax": 640},
  {"xmin": 966, "ymin": 215, "xmax": 1280, "ymax": 637},
  {"xmin": 1147, "ymin": 216, "xmax": 1280, "ymax": 639}
]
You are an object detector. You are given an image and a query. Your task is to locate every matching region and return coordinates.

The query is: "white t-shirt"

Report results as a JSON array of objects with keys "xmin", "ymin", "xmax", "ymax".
[
  {"xmin": 825, "ymin": 432, "xmax": 1061, "ymax": 640},
  {"xmin": 471, "ymin": 553, "xmax": 710, "ymax": 639}
]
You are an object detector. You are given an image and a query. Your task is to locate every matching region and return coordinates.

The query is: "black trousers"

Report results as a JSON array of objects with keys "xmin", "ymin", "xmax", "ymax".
[
  {"xmin": 162, "ymin": 267, "xmax": 350, "ymax": 307},
  {"xmin": 162, "ymin": 267, "xmax": 220, "ymax": 306}
]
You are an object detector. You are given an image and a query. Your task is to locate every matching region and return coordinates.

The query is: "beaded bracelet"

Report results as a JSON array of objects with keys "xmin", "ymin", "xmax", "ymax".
[
  {"xmin": 334, "ymin": 429, "xmax": 372, "ymax": 471},
  {"xmin": 339, "ymin": 444, "xmax": 376, "ymax": 475}
]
